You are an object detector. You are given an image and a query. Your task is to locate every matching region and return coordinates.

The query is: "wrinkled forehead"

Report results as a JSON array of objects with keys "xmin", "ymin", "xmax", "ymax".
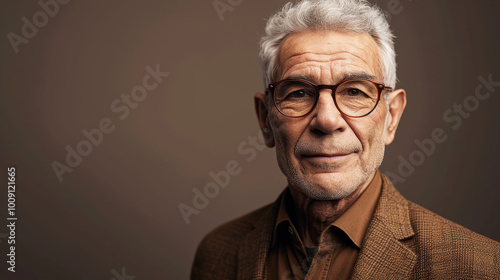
[{"xmin": 276, "ymin": 30, "xmax": 382, "ymax": 83}]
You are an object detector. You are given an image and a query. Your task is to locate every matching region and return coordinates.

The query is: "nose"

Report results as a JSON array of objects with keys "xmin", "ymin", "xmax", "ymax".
[{"xmin": 309, "ymin": 90, "xmax": 346, "ymax": 134}]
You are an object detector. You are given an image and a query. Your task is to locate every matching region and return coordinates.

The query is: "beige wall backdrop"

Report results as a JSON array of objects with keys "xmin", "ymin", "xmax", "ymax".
[{"xmin": 1, "ymin": 0, "xmax": 499, "ymax": 279}]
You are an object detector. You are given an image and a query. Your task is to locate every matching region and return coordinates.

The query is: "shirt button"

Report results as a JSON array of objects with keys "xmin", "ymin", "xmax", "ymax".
[{"xmin": 288, "ymin": 226, "xmax": 294, "ymax": 235}]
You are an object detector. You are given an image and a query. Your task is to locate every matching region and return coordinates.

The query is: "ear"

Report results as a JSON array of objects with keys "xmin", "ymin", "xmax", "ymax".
[
  {"xmin": 254, "ymin": 92, "xmax": 275, "ymax": 147},
  {"xmin": 384, "ymin": 89, "xmax": 407, "ymax": 145}
]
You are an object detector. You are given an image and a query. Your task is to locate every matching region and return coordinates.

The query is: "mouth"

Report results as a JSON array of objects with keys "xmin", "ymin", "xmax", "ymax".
[{"xmin": 301, "ymin": 152, "xmax": 356, "ymax": 163}]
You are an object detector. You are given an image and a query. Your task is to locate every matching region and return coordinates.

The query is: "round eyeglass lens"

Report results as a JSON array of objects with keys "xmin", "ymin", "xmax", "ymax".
[
  {"xmin": 335, "ymin": 80, "xmax": 379, "ymax": 117},
  {"xmin": 273, "ymin": 80, "xmax": 317, "ymax": 117}
]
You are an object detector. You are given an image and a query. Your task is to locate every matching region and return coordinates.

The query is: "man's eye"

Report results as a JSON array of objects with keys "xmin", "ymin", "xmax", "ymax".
[
  {"xmin": 288, "ymin": 90, "xmax": 306, "ymax": 98},
  {"xmin": 345, "ymin": 88, "xmax": 368, "ymax": 97},
  {"xmin": 286, "ymin": 89, "xmax": 312, "ymax": 99}
]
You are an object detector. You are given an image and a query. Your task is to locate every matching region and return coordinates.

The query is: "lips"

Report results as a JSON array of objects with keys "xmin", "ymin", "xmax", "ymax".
[
  {"xmin": 301, "ymin": 152, "xmax": 353, "ymax": 164},
  {"xmin": 295, "ymin": 143, "xmax": 360, "ymax": 165},
  {"xmin": 302, "ymin": 152, "xmax": 353, "ymax": 157}
]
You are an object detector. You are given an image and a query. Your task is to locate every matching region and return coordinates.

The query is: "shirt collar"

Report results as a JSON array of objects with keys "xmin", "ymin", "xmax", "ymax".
[
  {"xmin": 271, "ymin": 187, "xmax": 295, "ymax": 248},
  {"xmin": 332, "ymin": 170, "xmax": 382, "ymax": 247}
]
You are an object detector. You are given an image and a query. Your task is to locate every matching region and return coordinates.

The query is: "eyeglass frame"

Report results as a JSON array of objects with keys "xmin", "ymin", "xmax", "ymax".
[{"xmin": 266, "ymin": 79, "xmax": 393, "ymax": 118}]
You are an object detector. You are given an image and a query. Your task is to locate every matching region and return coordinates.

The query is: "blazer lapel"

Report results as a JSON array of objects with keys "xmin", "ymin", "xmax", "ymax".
[
  {"xmin": 350, "ymin": 175, "xmax": 417, "ymax": 279},
  {"xmin": 350, "ymin": 220, "xmax": 417, "ymax": 279},
  {"xmin": 237, "ymin": 194, "xmax": 282, "ymax": 280}
]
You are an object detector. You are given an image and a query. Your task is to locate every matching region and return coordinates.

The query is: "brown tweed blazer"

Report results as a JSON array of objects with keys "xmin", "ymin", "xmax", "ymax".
[{"xmin": 191, "ymin": 174, "xmax": 500, "ymax": 279}]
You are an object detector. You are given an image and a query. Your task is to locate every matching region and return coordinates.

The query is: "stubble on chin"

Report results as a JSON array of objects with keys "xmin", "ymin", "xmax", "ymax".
[
  {"xmin": 287, "ymin": 138, "xmax": 386, "ymax": 201},
  {"xmin": 287, "ymin": 165, "xmax": 373, "ymax": 201}
]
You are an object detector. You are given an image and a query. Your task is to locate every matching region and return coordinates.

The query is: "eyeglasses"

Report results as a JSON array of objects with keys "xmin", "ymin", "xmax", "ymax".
[{"xmin": 266, "ymin": 79, "xmax": 392, "ymax": 118}]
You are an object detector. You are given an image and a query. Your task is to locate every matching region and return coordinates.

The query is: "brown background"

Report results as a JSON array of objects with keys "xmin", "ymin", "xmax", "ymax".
[{"xmin": 1, "ymin": 0, "xmax": 499, "ymax": 279}]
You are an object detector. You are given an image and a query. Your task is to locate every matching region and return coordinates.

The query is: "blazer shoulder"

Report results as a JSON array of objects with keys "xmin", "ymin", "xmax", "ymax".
[
  {"xmin": 407, "ymin": 200, "xmax": 499, "ymax": 246},
  {"xmin": 406, "ymin": 201, "xmax": 500, "ymax": 278},
  {"xmin": 202, "ymin": 202, "xmax": 275, "ymax": 250},
  {"xmin": 191, "ymin": 201, "xmax": 276, "ymax": 279}
]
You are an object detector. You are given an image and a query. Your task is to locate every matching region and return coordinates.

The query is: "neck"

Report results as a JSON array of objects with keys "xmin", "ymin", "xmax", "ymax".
[{"xmin": 288, "ymin": 174, "xmax": 374, "ymax": 247}]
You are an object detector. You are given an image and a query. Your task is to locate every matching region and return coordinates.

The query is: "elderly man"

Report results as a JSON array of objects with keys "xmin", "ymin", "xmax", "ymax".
[{"xmin": 191, "ymin": 0, "xmax": 500, "ymax": 279}]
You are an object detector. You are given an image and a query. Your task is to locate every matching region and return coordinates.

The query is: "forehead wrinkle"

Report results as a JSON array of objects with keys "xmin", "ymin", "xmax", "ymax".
[
  {"xmin": 281, "ymin": 57, "xmax": 378, "ymax": 84},
  {"xmin": 280, "ymin": 36, "xmax": 378, "ymax": 64},
  {"xmin": 285, "ymin": 50, "xmax": 370, "ymax": 63},
  {"xmin": 281, "ymin": 52, "xmax": 379, "ymax": 82},
  {"xmin": 278, "ymin": 31, "xmax": 383, "ymax": 82},
  {"xmin": 327, "ymin": 60, "xmax": 378, "ymax": 81}
]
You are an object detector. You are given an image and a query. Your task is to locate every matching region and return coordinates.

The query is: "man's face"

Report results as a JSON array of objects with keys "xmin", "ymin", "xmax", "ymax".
[{"xmin": 256, "ymin": 30, "xmax": 405, "ymax": 200}]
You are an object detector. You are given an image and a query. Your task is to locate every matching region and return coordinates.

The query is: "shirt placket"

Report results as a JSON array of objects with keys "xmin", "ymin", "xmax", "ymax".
[
  {"xmin": 304, "ymin": 226, "xmax": 338, "ymax": 280},
  {"xmin": 286, "ymin": 224, "xmax": 310, "ymax": 279}
]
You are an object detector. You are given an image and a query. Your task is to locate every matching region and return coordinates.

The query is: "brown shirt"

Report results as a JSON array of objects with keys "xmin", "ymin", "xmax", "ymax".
[{"xmin": 267, "ymin": 171, "xmax": 382, "ymax": 280}]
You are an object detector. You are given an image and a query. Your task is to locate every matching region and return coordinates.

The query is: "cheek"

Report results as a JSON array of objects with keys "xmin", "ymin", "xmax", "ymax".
[
  {"xmin": 354, "ymin": 111, "xmax": 387, "ymax": 155},
  {"xmin": 370, "ymin": 123, "xmax": 388, "ymax": 160},
  {"xmin": 270, "ymin": 115, "xmax": 304, "ymax": 160},
  {"xmin": 366, "ymin": 125, "xmax": 385, "ymax": 152},
  {"xmin": 272, "ymin": 122, "xmax": 295, "ymax": 156},
  {"xmin": 271, "ymin": 121, "xmax": 299, "ymax": 175}
]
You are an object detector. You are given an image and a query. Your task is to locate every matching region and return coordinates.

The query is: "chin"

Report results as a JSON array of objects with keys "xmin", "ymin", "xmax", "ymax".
[{"xmin": 289, "ymin": 172, "xmax": 367, "ymax": 201}]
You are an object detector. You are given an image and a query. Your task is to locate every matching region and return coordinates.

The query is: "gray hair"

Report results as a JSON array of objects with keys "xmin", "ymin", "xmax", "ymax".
[{"xmin": 259, "ymin": 0, "xmax": 397, "ymax": 89}]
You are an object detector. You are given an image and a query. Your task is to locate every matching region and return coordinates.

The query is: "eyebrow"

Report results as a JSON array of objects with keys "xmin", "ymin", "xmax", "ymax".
[
  {"xmin": 340, "ymin": 73, "xmax": 377, "ymax": 82},
  {"xmin": 283, "ymin": 74, "xmax": 311, "ymax": 81}
]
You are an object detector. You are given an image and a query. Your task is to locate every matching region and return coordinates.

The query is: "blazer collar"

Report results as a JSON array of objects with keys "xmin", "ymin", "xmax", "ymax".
[{"xmin": 350, "ymin": 174, "xmax": 417, "ymax": 279}]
